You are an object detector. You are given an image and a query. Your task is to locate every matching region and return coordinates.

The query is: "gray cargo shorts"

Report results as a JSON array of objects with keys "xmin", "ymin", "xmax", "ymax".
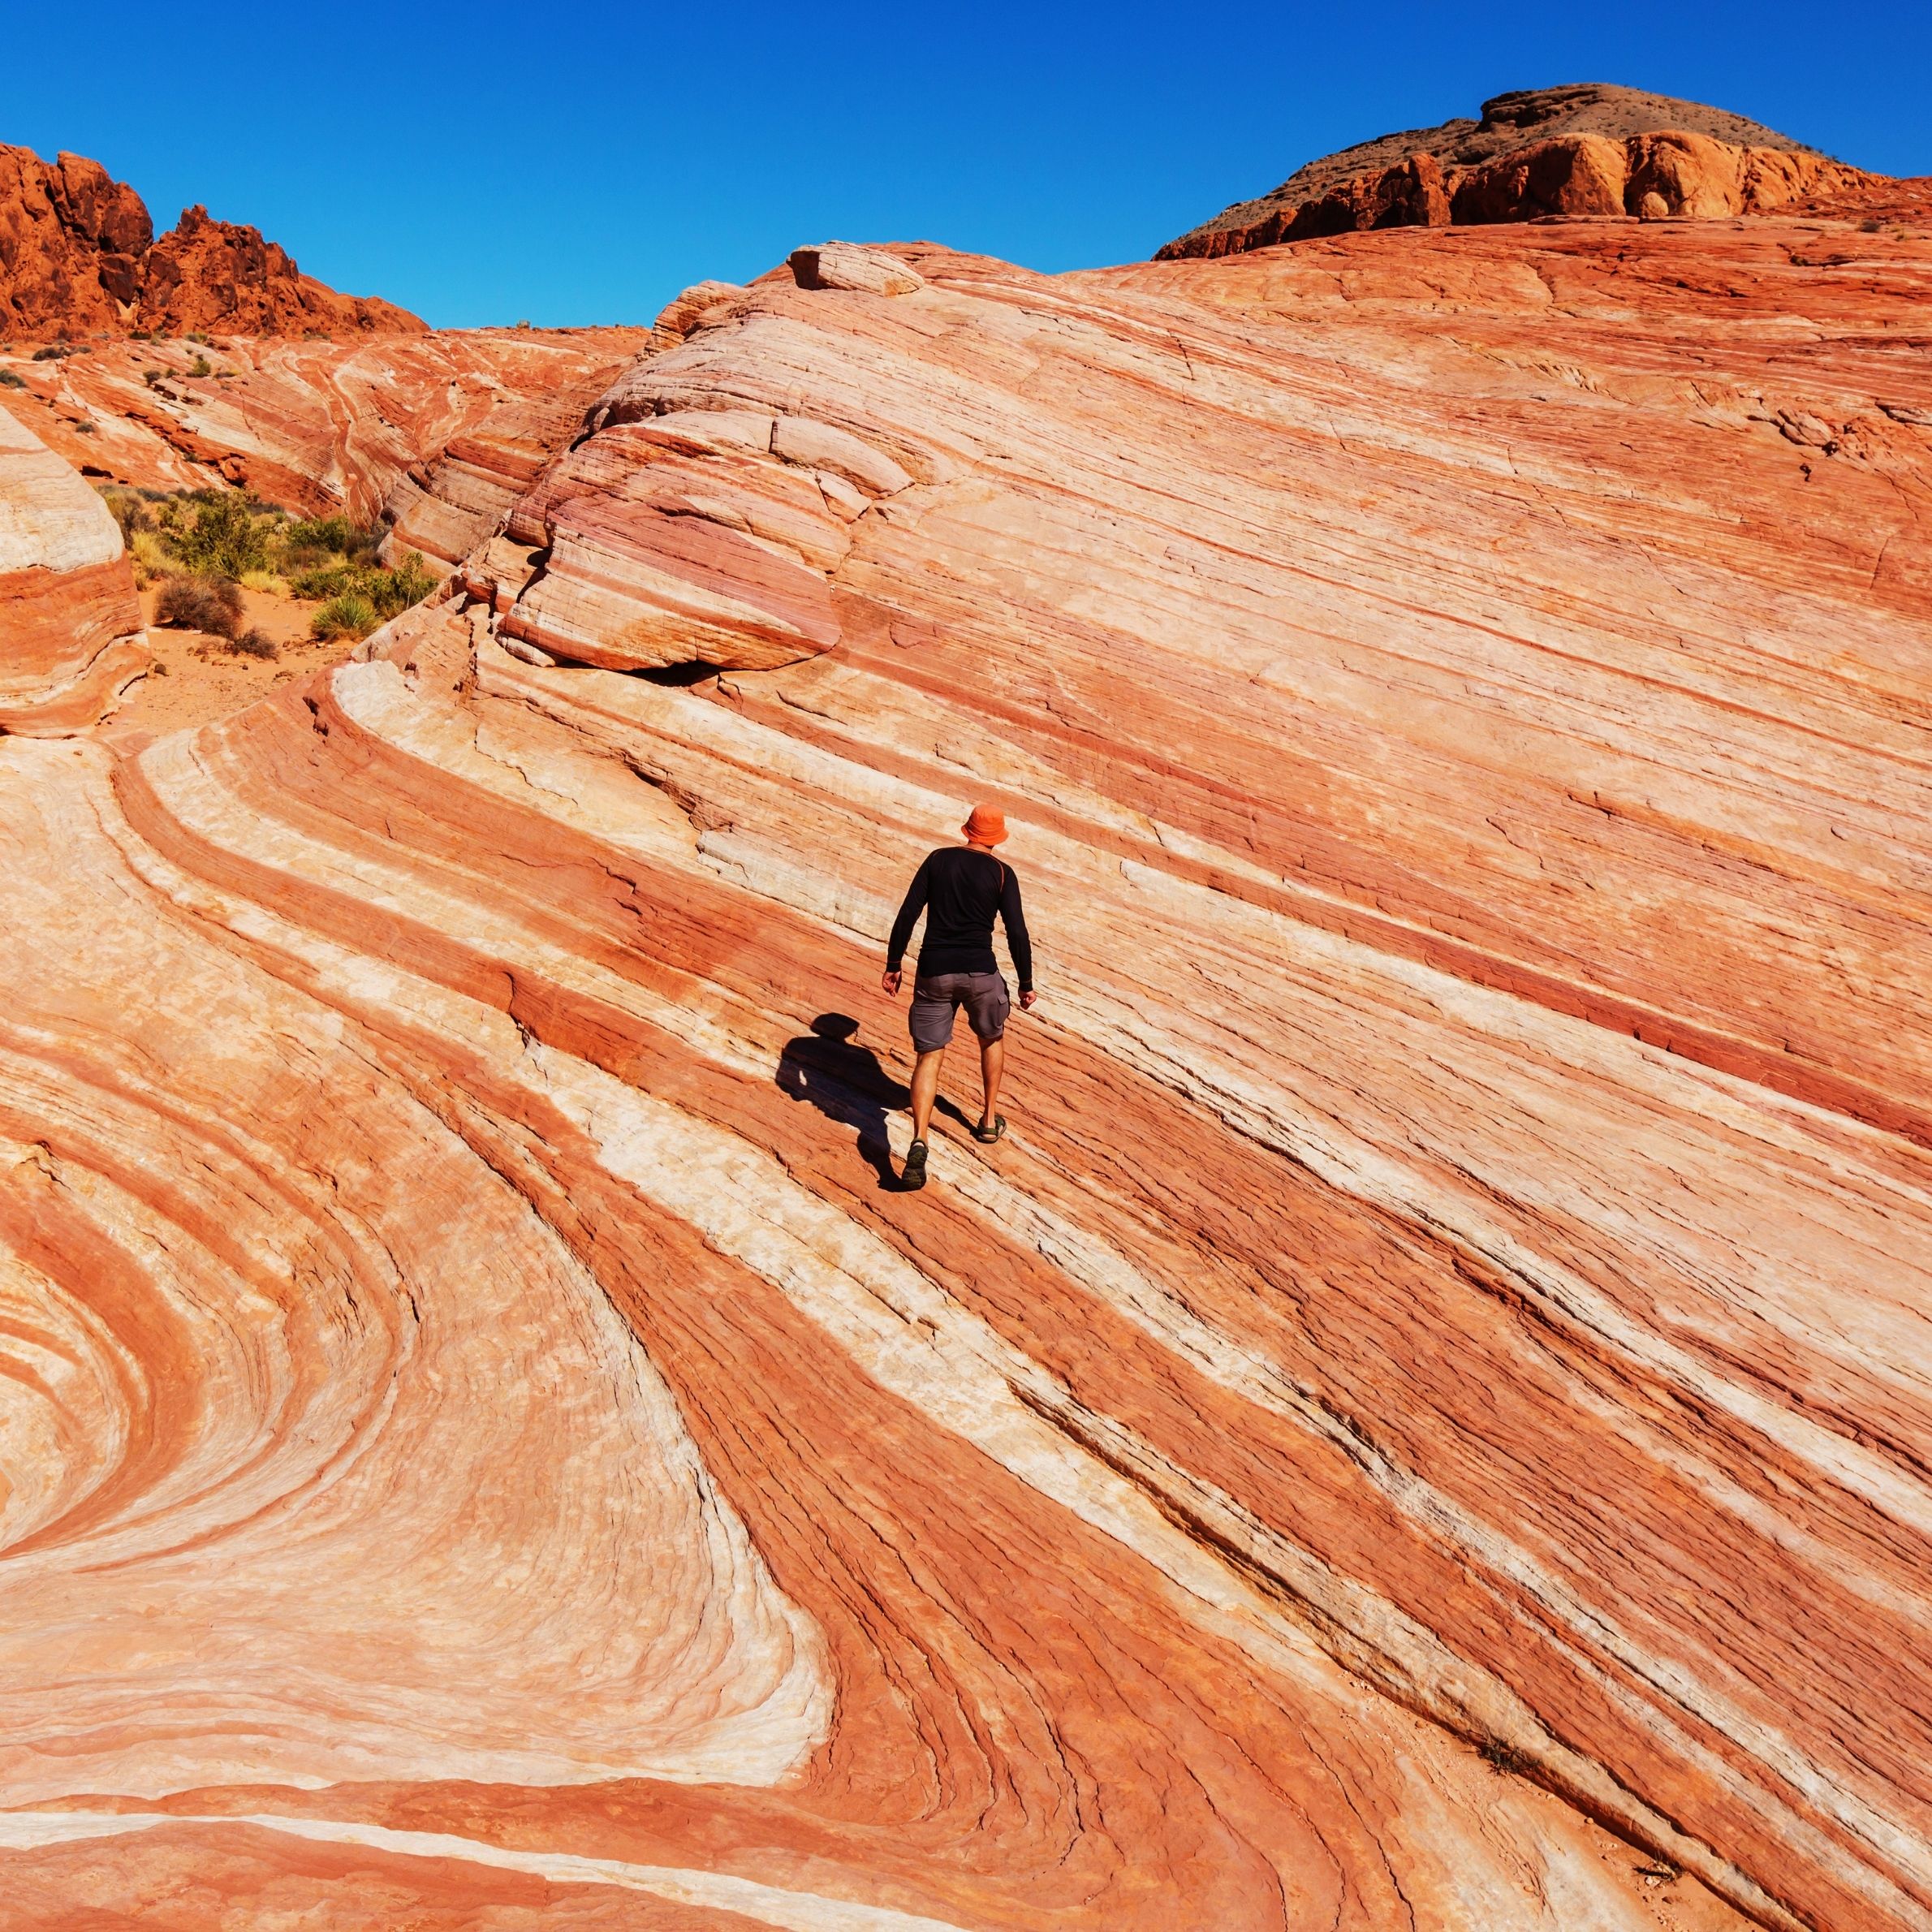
[{"xmin": 909, "ymin": 971, "xmax": 1011, "ymax": 1053}]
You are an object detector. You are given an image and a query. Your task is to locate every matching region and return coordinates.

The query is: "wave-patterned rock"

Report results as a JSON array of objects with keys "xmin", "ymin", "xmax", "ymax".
[
  {"xmin": 0, "ymin": 326, "xmax": 652, "ymax": 520},
  {"xmin": 1, "ymin": 197, "xmax": 1930, "ymax": 1930},
  {"xmin": 377, "ymin": 379, "xmax": 623, "ymax": 579}
]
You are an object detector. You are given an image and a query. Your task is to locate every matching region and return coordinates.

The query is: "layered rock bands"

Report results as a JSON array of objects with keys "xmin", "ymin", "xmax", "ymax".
[
  {"xmin": 0, "ymin": 199, "xmax": 1929, "ymax": 1932},
  {"xmin": 0, "ymin": 326, "xmax": 651, "ymax": 522}
]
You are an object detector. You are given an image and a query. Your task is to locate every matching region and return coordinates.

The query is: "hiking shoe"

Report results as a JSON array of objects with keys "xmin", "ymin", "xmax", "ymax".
[
  {"xmin": 971, "ymin": 1114, "xmax": 1007, "ymax": 1145},
  {"xmin": 903, "ymin": 1139, "xmax": 929, "ymax": 1189}
]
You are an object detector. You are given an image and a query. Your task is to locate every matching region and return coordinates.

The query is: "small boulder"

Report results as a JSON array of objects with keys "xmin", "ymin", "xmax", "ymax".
[{"xmin": 788, "ymin": 244, "xmax": 925, "ymax": 296}]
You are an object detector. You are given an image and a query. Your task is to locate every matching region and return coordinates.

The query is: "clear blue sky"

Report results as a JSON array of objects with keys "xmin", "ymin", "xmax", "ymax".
[{"xmin": 9, "ymin": 1, "xmax": 1928, "ymax": 328}]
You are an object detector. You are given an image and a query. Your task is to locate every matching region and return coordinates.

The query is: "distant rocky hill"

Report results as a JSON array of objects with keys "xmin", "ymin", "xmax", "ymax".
[
  {"xmin": 0, "ymin": 144, "xmax": 424, "ymax": 337},
  {"xmin": 1159, "ymin": 82, "xmax": 1878, "ymax": 258}
]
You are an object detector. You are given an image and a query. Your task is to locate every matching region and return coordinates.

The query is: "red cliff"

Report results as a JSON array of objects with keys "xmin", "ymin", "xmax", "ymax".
[{"xmin": 0, "ymin": 144, "xmax": 424, "ymax": 337}]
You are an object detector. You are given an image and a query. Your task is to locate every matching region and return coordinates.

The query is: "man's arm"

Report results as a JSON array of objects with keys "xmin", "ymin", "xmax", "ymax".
[
  {"xmin": 1000, "ymin": 868, "xmax": 1034, "ymax": 998},
  {"xmin": 882, "ymin": 856, "xmax": 931, "ymax": 991}
]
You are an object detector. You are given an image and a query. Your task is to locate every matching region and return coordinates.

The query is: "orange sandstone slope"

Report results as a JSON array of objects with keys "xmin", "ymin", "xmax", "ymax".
[{"xmin": 0, "ymin": 198, "xmax": 1929, "ymax": 1932}]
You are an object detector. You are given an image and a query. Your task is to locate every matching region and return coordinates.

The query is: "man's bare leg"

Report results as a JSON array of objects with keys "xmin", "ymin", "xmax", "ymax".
[
  {"xmin": 977, "ymin": 1034, "xmax": 1006, "ymax": 1129},
  {"xmin": 909, "ymin": 1048, "xmax": 945, "ymax": 1145}
]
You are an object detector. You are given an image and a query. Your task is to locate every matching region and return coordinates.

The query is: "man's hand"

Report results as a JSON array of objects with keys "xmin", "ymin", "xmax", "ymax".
[
  {"xmin": 1020, "ymin": 989, "xmax": 1038, "ymax": 1011},
  {"xmin": 882, "ymin": 969, "xmax": 903, "ymax": 998}
]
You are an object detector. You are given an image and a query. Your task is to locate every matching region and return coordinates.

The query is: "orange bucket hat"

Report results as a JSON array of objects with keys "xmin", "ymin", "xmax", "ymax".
[{"xmin": 962, "ymin": 804, "xmax": 1008, "ymax": 846}]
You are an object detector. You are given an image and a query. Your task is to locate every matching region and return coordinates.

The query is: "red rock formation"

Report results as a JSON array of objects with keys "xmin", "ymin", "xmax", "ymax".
[
  {"xmin": 1160, "ymin": 83, "xmax": 1880, "ymax": 257},
  {"xmin": 0, "ymin": 148, "xmax": 152, "ymax": 334},
  {"xmin": 136, "ymin": 203, "xmax": 423, "ymax": 337},
  {"xmin": 0, "ymin": 143, "xmax": 422, "ymax": 338},
  {"xmin": 1, "ymin": 193, "xmax": 1929, "ymax": 1931}
]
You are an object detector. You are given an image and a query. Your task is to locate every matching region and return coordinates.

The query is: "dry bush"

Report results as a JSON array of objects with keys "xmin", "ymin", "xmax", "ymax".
[
  {"xmin": 226, "ymin": 627, "xmax": 279, "ymax": 660},
  {"xmin": 154, "ymin": 576, "xmax": 244, "ymax": 638}
]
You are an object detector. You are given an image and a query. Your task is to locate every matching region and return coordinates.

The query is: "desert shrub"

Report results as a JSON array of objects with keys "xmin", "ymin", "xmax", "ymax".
[
  {"xmin": 289, "ymin": 562, "xmax": 340, "ymax": 598},
  {"xmin": 282, "ymin": 512, "xmax": 381, "ymax": 567},
  {"xmin": 88, "ymin": 487, "xmax": 431, "ymax": 628},
  {"xmin": 155, "ymin": 575, "xmax": 244, "ymax": 638},
  {"xmin": 142, "ymin": 368, "xmax": 165, "ymax": 387},
  {"xmin": 1858, "ymin": 217, "xmax": 1883, "ymax": 233},
  {"xmin": 377, "ymin": 550, "xmax": 437, "ymax": 615},
  {"xmin": 75, "ymin": 420, "xmax": 96, "ymax": 433},
  {"xmin": 160, "ymin": 489, "xmax": 274, "ymax": 579},
  {"xmin": 226, "ymin": 627, "xmax": 279, "ymax": 660},
  {"xmin": 292, "ymin": 550, "xmax": 434, "ymax": 619},
  {"xmin": 311, "ymin": 592, "xmax": 378, "ymax": 640},
  {"xmin": 188, "ymin": 353, "xmax": 212, "ymax": 377},
  {"xmin": 0, "ymin": 369, "xmax": 23, "ymax": 388},
  {"xmin": 32, "ymin": 344, "xmax": 71, "ymax": 360},
  {"xmin": 187, "ymin": 330, "xmax": 212, "ymax": 345}
]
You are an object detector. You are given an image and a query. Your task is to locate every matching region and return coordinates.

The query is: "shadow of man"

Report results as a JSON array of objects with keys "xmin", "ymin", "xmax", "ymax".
[{"xmin": 777, "ymin": 1014, "xmax": 911, "ymax": 1190}]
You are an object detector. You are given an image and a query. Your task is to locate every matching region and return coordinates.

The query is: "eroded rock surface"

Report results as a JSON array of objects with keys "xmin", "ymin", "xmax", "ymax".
[
  {"xmin": 1, "ymin": 191, "xmax": 1929, "ymax": 1931},
  {"xmin": 1160, "ymin": 82, "xmax": 1879, "ymax": 257}
]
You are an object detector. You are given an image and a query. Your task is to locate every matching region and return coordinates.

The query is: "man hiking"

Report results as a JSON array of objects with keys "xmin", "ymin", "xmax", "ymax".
[{"xmin": 882, "ymin": 804, "xmax": 1036, "ymax": 1190}]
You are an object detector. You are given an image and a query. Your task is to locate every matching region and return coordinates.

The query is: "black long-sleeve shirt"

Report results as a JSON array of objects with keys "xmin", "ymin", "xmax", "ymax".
[{"xmin": 886, "ymin": 847, "xmax": 1033, "ymax": 990}]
